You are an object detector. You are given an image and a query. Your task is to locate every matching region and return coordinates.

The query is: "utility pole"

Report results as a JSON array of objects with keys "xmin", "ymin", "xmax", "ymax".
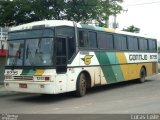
[
  {"xmin": 113, "ymin": 14, "xmax": 117, "ymax": 29},
  {"xmin": 112, "ymin": 0, "xmax": 118, "ymax": 29},
  {"xmin": 112, "ymin": 9, "xmax": 128, "ymax": 29}
]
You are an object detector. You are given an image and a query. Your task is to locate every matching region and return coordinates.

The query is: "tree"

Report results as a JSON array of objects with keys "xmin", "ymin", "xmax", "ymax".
[
  {"xmin": 122, "ymin": 25, "xmax": 140, "ymax": 33},
  {"xmin": 30, "ymin": 0, "xmax": 65, "ymax": 20},
  {"xmin": 0, "ymin": 0, "xmax": 16, "ymax": 26},
  {"xmin": 95, "ymin": 0, "xmax": 123, "ymax": 27},
  {"xmin": 0, "ymin": 0, "xmax": 123, "ymax": 27},
  {"xmin": 0, "ymin": 0, "xmax": 37, "ymax": 26},
  {"xmin": 64, "ymin": 0, "xmax": 98, "ymax": 23}
]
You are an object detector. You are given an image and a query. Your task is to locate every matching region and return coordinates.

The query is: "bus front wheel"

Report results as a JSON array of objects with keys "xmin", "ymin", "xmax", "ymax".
[
  {"xmin": 76, "ymin": 73, "xmax": 87, "ymax": 97},
  {"xmin": 138, "ymin": 67, "xmax": 146, "ymax": 83}
]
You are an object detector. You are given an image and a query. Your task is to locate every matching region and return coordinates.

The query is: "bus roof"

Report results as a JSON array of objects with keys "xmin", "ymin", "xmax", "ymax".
[
  {"xmin": 10, "ymin": 20, "xmax": 75, "ymax": 31},
  {"xmin": 78, "ymin": 23, "xmax": 156, "ymax": 39},
  {"xmin": 10, "ymin": 20, "xmax": 156, "ymax": 39}
]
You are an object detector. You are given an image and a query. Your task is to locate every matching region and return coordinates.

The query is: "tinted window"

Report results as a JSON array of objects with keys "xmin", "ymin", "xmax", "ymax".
[
  {"xmin": 114, "ymin": 35, "xmax": 127, "ymax": 50},
  {"xmin": 152, "ymin": 40, "xmax": 157, "ymax": 51},
  {"xmin": 139, "ymin": 38, "xmax": 144, "ymax": 50},
  {"xmin": 149, "ymin": 39, "xmax": 157, "ymax": 51},
  {"xmin": 139, "ymin": 38, "xmax": 148, "ymax": 50},
  {"xmin": 98, "ymin": 33, "xmax": 113, "ymax": 49},
  {"xmin": 56, "ymin": 27, "xmax": 75, "ymax": 60},
  {"xmin": 144, "ymin": 39, "xmax": 148, "ymax": 50},
  {"xmin": 128, "ymin": 36, "xmax": 138, "ymax": 50},
  {"xmin": 9, "ymin": 29, "xmax": 54, "ymax": 40},
  {"xmin": 133, "ymin": 37, "xmax": 139, "ymax": 50},
  {"xmin": 79, "ymin": 30, "xmax": 88, "ymax": 47},
  {"xmin": 7, "ymin": 40, "xmax": 24, "ymax": 66},
  {"xmin": 56, "ymin": 27, "xmax": 74, "ymax": 37},
  {"xmin": 88, "ymin": 32, "xmax": 97, "ymax": 48},
  {"xmin": 25, "ymin": 38, "xmax": 53, "ymax": 66}
]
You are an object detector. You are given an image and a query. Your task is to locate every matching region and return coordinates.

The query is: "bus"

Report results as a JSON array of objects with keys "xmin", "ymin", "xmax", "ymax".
[{"xmin": 4, "ymin": 20, "xmax": 158, "ymax": 97}]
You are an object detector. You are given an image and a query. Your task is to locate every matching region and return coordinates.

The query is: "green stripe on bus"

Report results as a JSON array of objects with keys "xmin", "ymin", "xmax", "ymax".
[
  {"xmin": 95, "ymin": 52, "xmax": 116, "ymax": 83},
  {"xmin": 112, "ymin": 65, "xmax": 124, "ymax": 82},
  {"xmin": 21, "ymin": 69, "xmax": 36, "ymax": 76},
  {"xmin": 95, "ymin": 52, "xmax": 125, "ymax": 83},
  {"xmin": 80, "ymin": 24, "xmax": 105, "ymax": 32}
]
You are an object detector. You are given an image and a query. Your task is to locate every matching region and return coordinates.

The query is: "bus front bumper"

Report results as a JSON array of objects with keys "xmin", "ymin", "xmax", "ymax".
[{"xmin": 4, "ymin": 81, "xmax": 56, "ymax": 94}]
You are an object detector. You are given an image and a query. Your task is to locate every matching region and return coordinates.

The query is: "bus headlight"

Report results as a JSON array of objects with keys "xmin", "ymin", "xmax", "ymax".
[
  {"xmin": 35, "ymin": 76, "xmax": 50, "ymax": 81},
  {"xmin": 5, "ymin": 75, "xmax": 12, "ymax": 80}
]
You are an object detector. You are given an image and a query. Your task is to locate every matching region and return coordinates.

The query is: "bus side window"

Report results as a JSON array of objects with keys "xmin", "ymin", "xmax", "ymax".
[
  {"xmin": 88, "ymin": 32, "xmax": 97, "ymax": 48},
  {"xmin": 56, "ymin": 27, "xmax": 75, "ymax": 60},
  {"xmin": 98, "ymin": 33, "xmax": 113, "ymax": 49},
  {"xmin": 128, "ymin": 36, "xmax": 138, "ymax": 51},
  {"xmin": 139, "ymin": 38, "xmax": 148, "ymax": 51},
  {"xmin": 79, "ymin": 30, "xmax": 88, "ymax": 47},
  {"xmin": 148, "ymin": 39, "xmax": 157, "ymax": 51},
  {"xmin": 152, "ymin": 40, "xmax": 157, "ymax": 51},
  {"xmin": 114, "ymin": 34, "xmax": 127, "ymax": 50}
]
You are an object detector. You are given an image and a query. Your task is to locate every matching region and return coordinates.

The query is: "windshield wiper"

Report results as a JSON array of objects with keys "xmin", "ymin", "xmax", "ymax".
[{"xmin": 26, "ymin": 44, "xmax": 29, "ymax": 59}]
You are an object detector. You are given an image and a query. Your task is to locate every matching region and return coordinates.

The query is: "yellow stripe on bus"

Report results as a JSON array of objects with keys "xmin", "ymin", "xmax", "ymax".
[
  {"xmin": 104, "ymin": 28, "xmax": 115, "ymax": 33},
  {"xmin": 116, "ymin": 52, "xmax": 155, "ymax": 81},
  {"xmin": 116, "ymin": 52, "xmax": 128, "ymax": 80},
  {"xmin": 34, "ymin": 69, "xmax": 45, "ymax": 76}
]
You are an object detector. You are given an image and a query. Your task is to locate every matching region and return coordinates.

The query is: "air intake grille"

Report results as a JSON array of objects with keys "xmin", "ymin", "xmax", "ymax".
[{"xmin": 13, "ymin": 76, "xmax": 33, "ymax": 81}]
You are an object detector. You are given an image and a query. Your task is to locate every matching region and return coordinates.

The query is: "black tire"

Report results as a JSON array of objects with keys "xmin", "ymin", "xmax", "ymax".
[
  {"xmin": 138, "ymin": 67, "xmax": 146, "ymax": 83},
  {"xmin": 76, "ymin": 73, "xmax": 87, "ymax": 97}
]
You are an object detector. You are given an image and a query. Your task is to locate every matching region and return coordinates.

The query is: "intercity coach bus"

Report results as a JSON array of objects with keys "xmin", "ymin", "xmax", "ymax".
[{"xmin": 4, "ymin": 20, "xmax": 158, "ymax": 97}]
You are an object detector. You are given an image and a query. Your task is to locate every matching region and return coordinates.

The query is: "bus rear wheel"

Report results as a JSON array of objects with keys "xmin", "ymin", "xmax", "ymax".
[
  {"xmin": 138, "ymin": 67, "xmax": 146, "ymax": 83},
  {"xmin": 76, "ymin": 73, "xmax": 87, "ymax": 97}
]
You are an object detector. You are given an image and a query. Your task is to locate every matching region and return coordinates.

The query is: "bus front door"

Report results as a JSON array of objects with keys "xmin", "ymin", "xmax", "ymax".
[{"xmin": 55, "ymin": 37, "xmax": 68, "ymax": 73}]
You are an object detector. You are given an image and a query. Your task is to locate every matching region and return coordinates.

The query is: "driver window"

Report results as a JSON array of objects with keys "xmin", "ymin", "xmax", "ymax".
[
  {"xmin": 56, "ymin": 27, "xmax": 75, "ymax": 60},
  {"xmin": 79, "ymin": 30, "xmax": 88, "ymax": 47}
]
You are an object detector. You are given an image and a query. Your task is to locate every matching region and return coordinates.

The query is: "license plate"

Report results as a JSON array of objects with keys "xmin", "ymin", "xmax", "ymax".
[{"xmin": 19, "ymin": 83, "xmax": 27, "ymax": 88}]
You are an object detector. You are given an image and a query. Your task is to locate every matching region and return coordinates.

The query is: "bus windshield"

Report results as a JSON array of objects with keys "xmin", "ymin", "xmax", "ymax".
[
  {"xmin": 7, "ymin": 29, "xmax": 54, "ymax": 67},
  {"xmin": 24, "ymin": 38, "xmax": 53, "ymax": 66}
]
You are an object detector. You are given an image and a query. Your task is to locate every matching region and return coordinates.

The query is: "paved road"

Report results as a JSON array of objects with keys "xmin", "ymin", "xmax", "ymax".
[{"xmin": 0, "ymin": 74, "xmax": 160, "ymax": 114}]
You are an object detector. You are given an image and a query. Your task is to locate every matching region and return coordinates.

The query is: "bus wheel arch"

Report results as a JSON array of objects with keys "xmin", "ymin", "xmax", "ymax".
[
  {"xmin": 138, "ymin": 66, "xmax": 147, "ymax": 83},
  {"xmin": 76, "ymin": 71, "xmax": 91, "ymax": 97}
]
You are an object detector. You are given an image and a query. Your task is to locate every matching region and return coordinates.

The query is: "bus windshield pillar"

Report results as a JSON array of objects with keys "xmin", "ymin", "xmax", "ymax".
[{"xmin": 55, "ymin": 37, "xmax": 68, "ymax": 73}]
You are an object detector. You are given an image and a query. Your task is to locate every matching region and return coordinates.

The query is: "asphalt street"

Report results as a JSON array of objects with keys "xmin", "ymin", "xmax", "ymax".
[{"xmin": 0, "ymin": 74, "xmax": 159, "ymax": 114}]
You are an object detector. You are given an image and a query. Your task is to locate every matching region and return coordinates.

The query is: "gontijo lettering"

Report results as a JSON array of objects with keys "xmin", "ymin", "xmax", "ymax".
[{"xmin": 129, "ymin": 54, "xmax": 148, "ymax": 61}]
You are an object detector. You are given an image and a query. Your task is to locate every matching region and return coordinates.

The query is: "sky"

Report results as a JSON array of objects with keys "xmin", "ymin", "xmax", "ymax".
[{"xmin": 110, "ymin": 0, "xmax": 160, "ymax": 41}]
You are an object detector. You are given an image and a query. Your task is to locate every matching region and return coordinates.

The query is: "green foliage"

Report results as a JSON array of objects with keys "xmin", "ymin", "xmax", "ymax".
[
  {"xmin": 0, "ymin": 0, "xmax": 123, "ymax": 27},
  {"xmin": 64, "ymin": 0, "xmax": 98, "ymax": 23},
  {"xmin": 122, "ymin": 25, "xmax": 140, "ymax": 33},
  {"xmin": 97, "ymin": 0, "xmax": 123, "ymax": 27}
]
